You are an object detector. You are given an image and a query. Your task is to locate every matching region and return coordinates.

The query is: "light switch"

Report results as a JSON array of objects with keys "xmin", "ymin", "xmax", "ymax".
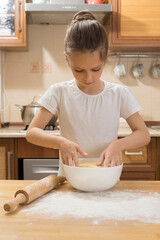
[
  {"xmin": 30, "ymin": 62, "xmax": 39, "ymax": 73},
  {"xmin": 41, "ymin": 62, "xmax": 52, "ymax": 73}
]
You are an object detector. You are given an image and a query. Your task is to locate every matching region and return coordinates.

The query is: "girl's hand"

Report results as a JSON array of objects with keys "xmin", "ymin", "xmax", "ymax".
[
  {"xmin": 59, "ymin": 137, "xmax": 88, "ymax": 167},
  {"xmin": 97, "ymin": 140, "xmax": 122, "ymax": 167}
]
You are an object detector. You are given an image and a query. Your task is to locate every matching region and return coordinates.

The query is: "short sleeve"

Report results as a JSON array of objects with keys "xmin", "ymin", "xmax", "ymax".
[
  {"xmin": 38, "ymin": 83, "xmax": 61, "ymax": 115},
  {"xmin": 120, "ymin": 87, "xmax": 141, "ymax": 119}
]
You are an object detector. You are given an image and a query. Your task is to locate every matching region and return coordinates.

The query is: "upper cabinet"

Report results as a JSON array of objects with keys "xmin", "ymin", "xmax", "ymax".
[
  {"xmin": 109, "ymin": 0, "xmax": 160, "ymax": 52},
  {"xmin": 0, "ymin": 0, "xmax": 26, "ymax": 49}
]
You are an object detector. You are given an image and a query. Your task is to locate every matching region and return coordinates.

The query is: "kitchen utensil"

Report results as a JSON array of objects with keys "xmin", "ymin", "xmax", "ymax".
[
  {"xmin": 3, "ymin": 174, "xmax": 66, "ymax": 212},
  {"xmin": 63, "ymin": 158, "xmax": 123, "ymax": 192},
  {"xmin": 32, "ymin": 0, "xmax": 47, "ymax": 3},
  {"xmin": 15, "ymin": 96, "xmax": 57, "ymax": 126},
  {"xmin": 151, "ymin": 60, "xmax": 160, "ymax": 79},
  {"xmin": 51, "ymin": 0, "xmax": 84, "ymax": 3},
  {"xmin": 86, "ymin": 0, "xmax": 105, "ymax": 3},
  {"xmin": 114, "ymin": 58, "xmax": 126, "ymax": 78},
  {"xmin": 132, "ymin": 58, "xmax": 144, "ymax": 79}
]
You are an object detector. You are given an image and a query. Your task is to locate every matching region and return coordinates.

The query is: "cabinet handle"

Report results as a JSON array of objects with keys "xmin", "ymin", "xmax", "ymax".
[
  {"xmin": 33, "ymin": 169, "xmax": 59, "ymax": 175},
  {"xmin": 7, "ymin": 152, "xmax": 13, "ymax": 180},
  {"xmin": 17, "ymin": 0, "xmax": 22, "ymax": 32},
  {"xmin": 124, "ymin": 150, "xmax": 143, "ymax": 156},
  {"xmin": 32, "ymin": 166, "xmax": 59, "ymax": 174}
]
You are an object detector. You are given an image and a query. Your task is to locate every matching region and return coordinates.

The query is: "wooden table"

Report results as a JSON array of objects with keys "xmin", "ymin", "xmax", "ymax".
[{"xmin": 0, "ymin": 180, "xmax": 160, "ymax": 240}]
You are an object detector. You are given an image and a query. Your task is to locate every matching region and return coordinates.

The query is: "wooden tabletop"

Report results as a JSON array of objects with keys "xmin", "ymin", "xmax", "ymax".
[{"xmin": 0, "ymin": 180, "xmax": 160, "ymax": 240}]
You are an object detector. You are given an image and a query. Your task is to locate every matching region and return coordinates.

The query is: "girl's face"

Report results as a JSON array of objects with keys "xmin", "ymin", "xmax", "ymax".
[{"xmin": 65, "ymin": 51, "xmax": 105, "ymax": 94}]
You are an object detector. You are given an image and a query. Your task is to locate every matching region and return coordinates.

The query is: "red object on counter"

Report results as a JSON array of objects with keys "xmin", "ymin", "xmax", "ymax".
[{"xmin": 86, "ymin": 0, "xmax": 105, "ymax": 4}]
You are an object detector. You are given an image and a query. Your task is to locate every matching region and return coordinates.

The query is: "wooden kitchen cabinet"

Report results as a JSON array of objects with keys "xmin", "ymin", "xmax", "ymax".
[
  {"xmin": 18, "ymin": 138, "xmax": 157, "ymax": 181},
  {"xmin": 17, "ymin": 138, "xmax": 59, "ymax": 158},
  {"xmin": 108, "ymin": 0, "xmax": 160, "ymax": 51},
  {"xmin": 120, "ymin": 138, "xmax": 158, "ymax": 180},
  {"xmin": 0, "ymin": 0, "xmax": 26, "ymax": 48},
  {"xmin": 0, "ymin": 139, "xmax": 15, "ymax": 180},
  {"xmin": 0, "ymin": 137, "xmax": 158, "ymax": 180},
  {"xmin": 156, "ymin": 137, "xmax": 160, "ymax": 180},
  {"xmin": 17, "ymin": 138, "xmax": 59, "ymax": 179}
]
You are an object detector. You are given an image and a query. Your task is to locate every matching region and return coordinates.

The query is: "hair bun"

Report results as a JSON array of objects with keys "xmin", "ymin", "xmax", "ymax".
[{"xmin": 72, "ymin": 10, "xmax": 96, "ymax": 23}]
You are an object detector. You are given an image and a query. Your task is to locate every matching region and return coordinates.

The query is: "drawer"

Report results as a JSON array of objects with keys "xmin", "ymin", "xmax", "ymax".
[
  {"xmin": 120, "ymin": 171, "xmax": 156, "ymax": 180},
  {"xmin": 18, "ymin": 139, "xmax": 59, "ymax": 158},
  {"xmin": 122, "ymin": 146, "xmax": 147, "ymax": 164}
]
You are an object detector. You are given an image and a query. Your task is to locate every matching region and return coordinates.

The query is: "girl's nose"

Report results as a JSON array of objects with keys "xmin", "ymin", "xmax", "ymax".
[{"xmin": 85, "ymin": 71, "xmax": 93, "ymax": 81}]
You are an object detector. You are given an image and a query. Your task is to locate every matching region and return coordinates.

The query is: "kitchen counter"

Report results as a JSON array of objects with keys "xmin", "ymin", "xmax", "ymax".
[
  {"xmin": 0, "ymin": 126, "xmax": 60, "ymax": 138},
  {"xmin": 0, "ymin": 125, "xmax": 159, "ymax": 138},
  {"xmin": 0, "ymin": 180, "xmax": 160, "ymax": 240}
]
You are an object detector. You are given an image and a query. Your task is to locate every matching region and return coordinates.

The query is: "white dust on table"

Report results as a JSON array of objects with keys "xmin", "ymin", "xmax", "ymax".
[
  {"xmin": 0, "ymin": 193, "xmax": 4, "ymax": 207},
  {"xmin": 21, "ymin": 189, "xmax": 160, "ymax": 224},
  {"xmin": 0, "ymin": 192, "xmax": 4, "ymax": 201}
]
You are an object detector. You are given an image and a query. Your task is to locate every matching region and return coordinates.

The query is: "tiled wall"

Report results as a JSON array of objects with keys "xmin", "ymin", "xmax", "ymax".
[{"xmin": 3, "ymin": 25, "xmax": 160, "ymax": 123}]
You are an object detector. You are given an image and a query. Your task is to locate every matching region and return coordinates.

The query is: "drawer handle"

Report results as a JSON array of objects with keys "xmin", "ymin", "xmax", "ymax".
[
  {"xmin": 124, "ymin": 150, "xmax": 143, "ymax": 156},
  {"xmin": 33, "ymin": 170, "xmax": 59, "ymax": 174},
  {"xmin": 32, "ymin": 166, "xmax": 59, "ymax": 174},
  {"xmin": 7, "ymin": 151, "xmax": 13, "ymax": 180}
]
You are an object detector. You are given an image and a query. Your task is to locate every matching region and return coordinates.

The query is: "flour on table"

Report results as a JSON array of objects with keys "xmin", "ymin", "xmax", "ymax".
[
  {"xmin": 21, "ymin": 190, "xmax": 160, "ymax": 224},
  {"xmin": 40, "ymin": 178, "xmax": 52, "ymax": 187}
]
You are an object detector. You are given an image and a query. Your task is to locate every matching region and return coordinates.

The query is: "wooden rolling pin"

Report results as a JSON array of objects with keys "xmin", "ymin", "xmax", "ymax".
[{"xmin": 3, "ymin": 175, "xmax": 66, "ymax": 212}]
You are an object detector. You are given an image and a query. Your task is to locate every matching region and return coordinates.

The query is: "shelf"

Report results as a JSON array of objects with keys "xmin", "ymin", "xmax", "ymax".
[{"xmin": 25, "ymin": 3, "xmax": 112, "ymax": 24}]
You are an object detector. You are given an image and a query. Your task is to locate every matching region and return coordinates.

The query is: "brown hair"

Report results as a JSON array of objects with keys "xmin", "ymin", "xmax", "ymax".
[{"xmin": 64, "ymin": 10, "xmax": 108, "ymax": 62}]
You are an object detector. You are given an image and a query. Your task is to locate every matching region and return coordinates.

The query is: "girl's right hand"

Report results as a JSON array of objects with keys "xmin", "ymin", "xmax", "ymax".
[{"xmin": 59, "ymin": 137, "xmax": 88, "ymax": 167}]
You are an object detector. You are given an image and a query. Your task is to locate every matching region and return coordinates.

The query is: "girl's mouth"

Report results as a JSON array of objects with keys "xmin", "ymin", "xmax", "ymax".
[{"xmin": 85, "ymin": 82, "xmax": 93, "ymax": 85}]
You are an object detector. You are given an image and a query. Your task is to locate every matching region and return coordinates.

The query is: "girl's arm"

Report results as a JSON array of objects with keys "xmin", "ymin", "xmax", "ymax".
[
  {"xmin": 117, "ymin": 112, "xmax": 150, "ymax": 150},
  {"xmin": 26, "ymin": 107, "xmax": 87, "ymax": 166},
  {"xmin": 26, "ymin": 107, "xmax": 60, "ymax": 149},
  {"xmin": 98, "ymin": 112, "xmax": 150, "ymax": 167}
]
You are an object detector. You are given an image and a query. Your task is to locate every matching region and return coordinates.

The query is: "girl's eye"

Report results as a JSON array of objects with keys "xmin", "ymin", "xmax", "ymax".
[
  {"xmin": 75, "ymin": 69, "xmax": 83, "ymax": 73},
  {"xmin": 74, "ymin": 68, "xmax": 101, "ymax": 73},
  {"xmin": 92, "ymin": 68, "xmax": 101, "ymax": 72}
]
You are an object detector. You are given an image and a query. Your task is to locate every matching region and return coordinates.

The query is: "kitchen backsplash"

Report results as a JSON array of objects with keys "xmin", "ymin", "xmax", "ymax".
[{"xmin": 2, "ymin": 25, "xmax": 160, "ymax": 123}]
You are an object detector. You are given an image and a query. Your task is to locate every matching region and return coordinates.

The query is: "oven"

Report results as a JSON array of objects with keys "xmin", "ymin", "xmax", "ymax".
[
  {"xmin": 22, "ymin": 158, "xmax": 59, "ymax": 180},
  {"xmin": 18, "ymin": 123, "xmax": 60, "ymax": 180}
]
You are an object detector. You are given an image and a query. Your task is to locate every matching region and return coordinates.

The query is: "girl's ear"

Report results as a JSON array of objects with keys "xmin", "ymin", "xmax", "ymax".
[{"xmin": 64, "ymin": 52, "xmax": 70, "ymax": 67}]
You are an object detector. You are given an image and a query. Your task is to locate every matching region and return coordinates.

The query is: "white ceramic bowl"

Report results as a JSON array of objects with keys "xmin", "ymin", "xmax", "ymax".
[{"xmin": 62, "ymin": 158, "xmax": 123, "ymax": 192}]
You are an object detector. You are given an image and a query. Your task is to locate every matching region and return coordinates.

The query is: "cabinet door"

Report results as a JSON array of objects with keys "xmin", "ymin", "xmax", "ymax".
[
  {"xmin": 0, "ymin": 0, "xmax": 26, "ymax": 47},
  {"xmin": 120, "ymin": 172, "xmax": 156, "ymax": 181},
  {"xmin": 0, "ymin": 139, "xmax": 15, "ymax": 179},
  {"xmin": 18, "ymin": 138, "xmax": 59, "ymax": 158},
  {"xmin": 110, "ymin": 0, "xmax": 160, "ymax": 51},
  {"xmin": 121, "ymin": 138, "xmax": 157, "ymax": 180}
]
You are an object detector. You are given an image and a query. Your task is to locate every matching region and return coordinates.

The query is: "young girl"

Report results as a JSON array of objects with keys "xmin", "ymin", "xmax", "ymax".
[{"xmin": 26, "ymin": 10, "xmax": 150, "ymax": 175}]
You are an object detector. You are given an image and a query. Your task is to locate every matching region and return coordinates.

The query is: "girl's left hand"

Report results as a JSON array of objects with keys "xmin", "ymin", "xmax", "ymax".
[{"xmin": 97, "ymin": 140, "xmax": 123, "ymax": 167}]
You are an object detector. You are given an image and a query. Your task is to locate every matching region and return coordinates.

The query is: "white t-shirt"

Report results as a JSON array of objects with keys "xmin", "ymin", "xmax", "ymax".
[{"xmin": 38, "ymin": 79, "xmax": 141, "ymax": 174}]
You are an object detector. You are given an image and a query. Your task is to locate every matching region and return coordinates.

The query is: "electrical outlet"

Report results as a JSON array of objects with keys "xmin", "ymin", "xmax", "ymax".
[
  {"xmin": 41, "ymin": 62, "xmax": 52, "ymax": 73},
  {"xmin": 30, "ymin": 62, "xmax": 39, "ymax": 73}
]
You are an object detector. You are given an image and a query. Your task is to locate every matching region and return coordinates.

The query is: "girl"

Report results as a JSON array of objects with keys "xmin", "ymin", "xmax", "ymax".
[{"xmin": 26, "ymin": 10, "xmax": 150, "ymax": 175}]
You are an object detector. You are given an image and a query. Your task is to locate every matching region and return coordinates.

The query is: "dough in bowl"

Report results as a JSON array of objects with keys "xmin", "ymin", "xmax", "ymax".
[{"xmin": 80, "ymin": 162, "xmax": 104, "ymax": 168}]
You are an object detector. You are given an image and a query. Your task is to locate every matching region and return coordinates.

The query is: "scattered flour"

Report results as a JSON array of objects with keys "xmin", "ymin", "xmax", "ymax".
[
  {"xmin": 40, "ymin": 178, "xmax": 52, "ymax": 187},
  {"xmin": 21, "ymin": 190, "xmax": 160, "ymax": 224}
]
